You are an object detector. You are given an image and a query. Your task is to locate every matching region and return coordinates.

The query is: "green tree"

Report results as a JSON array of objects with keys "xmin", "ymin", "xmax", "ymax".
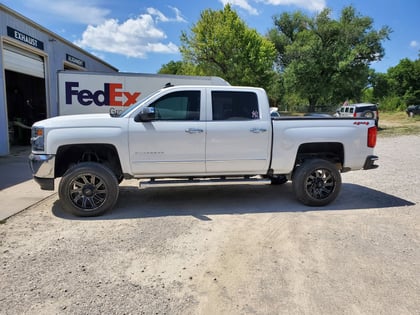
[
  {"xmin": 369, "ymin": 71, "xmax": 389, "ymax": 102},
  {"xmin": 179, "ymin": 4, "xmax": 277, "ymax": 89},
  {"xmin": 268, "ymin": 6, "xmax": 391, "ymax": 112},
  {"xmin": 158, "ymin": 61, "xmax": 186, "ymax": 75},
  {"xmin": 367, "ymin": 58, "xmax": 420, "ymax": 111},
  {"xmin": 268, "ymin": 11, "xmax": 309, "ymax": 72},
  {"xmin": 158, "ymin": 60, "xmax": 200, "ymax": 76},
  {"xmin": 386, "ymin": 58, "xmax": 420, "ymax": 105}
]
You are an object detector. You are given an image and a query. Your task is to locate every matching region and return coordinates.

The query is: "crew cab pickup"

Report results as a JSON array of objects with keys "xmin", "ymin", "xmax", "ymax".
[{"xmin": 29, "ymin": 85, "xmax": 378, "ymax": 216}]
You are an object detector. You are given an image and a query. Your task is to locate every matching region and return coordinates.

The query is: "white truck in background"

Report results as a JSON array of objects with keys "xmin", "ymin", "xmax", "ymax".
[{"xmin": 57, "ymin": 71, "xmax": 229, "ymax": 116}]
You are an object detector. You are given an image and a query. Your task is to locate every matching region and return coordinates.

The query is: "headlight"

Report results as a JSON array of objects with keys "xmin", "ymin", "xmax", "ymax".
[{"xmin": 31, "ymin": 127, "xmax": 45, "ymax": 151}]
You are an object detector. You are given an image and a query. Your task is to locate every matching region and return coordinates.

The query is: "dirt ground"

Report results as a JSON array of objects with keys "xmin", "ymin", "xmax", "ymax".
[{"xmin": 1, "ymin": 135, "xmax": 419, "ymax": 315}]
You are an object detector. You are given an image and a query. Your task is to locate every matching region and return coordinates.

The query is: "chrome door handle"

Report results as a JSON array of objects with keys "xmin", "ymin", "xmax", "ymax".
[
  {"xmin": 185, "ymin": 128, "xmax": 204, "ymax": 134},
  {"xmin": 250, "ymin": 128, "xmax": 267, "ymax": 133}
]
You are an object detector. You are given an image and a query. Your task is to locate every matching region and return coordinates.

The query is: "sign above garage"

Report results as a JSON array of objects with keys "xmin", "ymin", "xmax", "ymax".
[
  {"xmin": 66, "ymin": 54, "xmax": 85, "ymax": 68},
  {"xmin": 7, "ymin": 26, "xmax": 44, "ymax": 50}
]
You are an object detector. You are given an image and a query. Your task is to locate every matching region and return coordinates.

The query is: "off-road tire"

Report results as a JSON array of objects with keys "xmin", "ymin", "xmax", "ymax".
[
  {"xmin": 58, "ymin": 162, "xmax": 119, "ymax": 217},
  {"xmin": 292, "ymin": 159, "xmax": 341, "ymax": 206}
]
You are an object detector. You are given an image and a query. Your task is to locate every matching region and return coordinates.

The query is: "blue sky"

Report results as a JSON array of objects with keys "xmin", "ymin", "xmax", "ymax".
[{"xmin": 2, "ymin": 0, "xmax": 419, "ymax": 74}]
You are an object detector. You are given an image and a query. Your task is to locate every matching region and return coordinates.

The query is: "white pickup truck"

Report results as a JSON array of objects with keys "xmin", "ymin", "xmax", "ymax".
[{"xmin": 29, "ymin": 85, "xmax": 378, "ymax": 216}]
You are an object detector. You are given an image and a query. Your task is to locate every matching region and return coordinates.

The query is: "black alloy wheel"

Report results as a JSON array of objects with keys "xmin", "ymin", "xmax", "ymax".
[
  {"xmin": 59, "ymin": 162, "xmax": 119, "ymax": 216},
  {"xmin": 292, "ymin": 159, "xmax": 341, "ymax": 206}
]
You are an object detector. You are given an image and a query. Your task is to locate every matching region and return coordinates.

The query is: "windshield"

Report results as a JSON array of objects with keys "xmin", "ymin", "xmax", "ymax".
[{"xmin": 115, "ymin": 89, "xmax": 164, "ymax": 117}]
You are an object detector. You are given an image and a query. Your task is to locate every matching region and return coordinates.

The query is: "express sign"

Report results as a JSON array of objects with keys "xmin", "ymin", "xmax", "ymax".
[{"xmin": 65, "ymin": 81, "xmax": 141, "ymax": 107}]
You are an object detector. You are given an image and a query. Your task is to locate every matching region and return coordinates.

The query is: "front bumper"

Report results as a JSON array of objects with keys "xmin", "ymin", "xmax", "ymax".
[
  {"xmin": 363, "ymin": 155, "xmax": 379, "ymax": 170},
  {"xmin": 29, "ymin": 153, "xmax": 55, "ymax": 190}
]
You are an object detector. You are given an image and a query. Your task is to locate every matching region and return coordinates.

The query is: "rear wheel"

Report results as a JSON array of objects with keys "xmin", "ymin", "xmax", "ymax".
[
  {"xmin": 292, "ymin": 159, "xmax": 341, "ymax": 206},
  {"xmin": 58, "ymin": 162, "xmax": 119, "ymax": 217}
]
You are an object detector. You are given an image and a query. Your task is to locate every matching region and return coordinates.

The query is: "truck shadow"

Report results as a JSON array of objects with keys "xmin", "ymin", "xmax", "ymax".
[{"xmin": 52, "ymin": 182, "xmax": 416, "ymax": 221}]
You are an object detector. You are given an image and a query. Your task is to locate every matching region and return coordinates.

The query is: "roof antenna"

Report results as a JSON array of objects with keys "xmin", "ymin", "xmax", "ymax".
[{"xmin": 164, "ymin": 82, "xmax": 174, "ymax": 88}]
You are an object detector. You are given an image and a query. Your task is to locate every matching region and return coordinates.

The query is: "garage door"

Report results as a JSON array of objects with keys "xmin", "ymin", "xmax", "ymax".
[{"xmin": 3, "ymin": 43, "xmax": 45, "ymax": 78}]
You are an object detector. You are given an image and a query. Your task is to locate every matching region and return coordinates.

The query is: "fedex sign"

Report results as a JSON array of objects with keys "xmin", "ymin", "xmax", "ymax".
[
  {"xmin": 58, "ymin": 71, "xmax": 228, "ymax": 115},
  {"xmin": 65, "ymin": 82, "xmax": 141, "ymax": 107}
]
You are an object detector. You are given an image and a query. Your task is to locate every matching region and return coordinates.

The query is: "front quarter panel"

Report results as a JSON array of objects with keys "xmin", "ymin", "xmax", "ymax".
[{"xmin": 39, "ymin": 116, "xmax": 131, "ymax": 174}]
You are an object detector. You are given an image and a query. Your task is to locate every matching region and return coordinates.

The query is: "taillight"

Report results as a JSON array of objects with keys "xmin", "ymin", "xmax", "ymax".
[
  {"xmin": 353, "ymin": 112, "xmax": 357, "ymax": 117},
  {"xmin": 368, "ymin": 126, "xmax": 377, "ymax": 148}
]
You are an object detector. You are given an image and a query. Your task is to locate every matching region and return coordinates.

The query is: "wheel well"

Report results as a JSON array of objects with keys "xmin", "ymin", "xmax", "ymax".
[
  {"xmin": 295, "ymin": 142, "xmax": 344, "ymax": 169},
  {"xmin": 55, "ymin": 144, "xmax": 123, "ymax": 179}
]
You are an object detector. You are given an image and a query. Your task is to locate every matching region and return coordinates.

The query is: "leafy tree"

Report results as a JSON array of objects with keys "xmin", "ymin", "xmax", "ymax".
[
  {"xmin": 367, "ymin": 58, "xmax": 420, "ymax": 111},
  {"xmin": 158, "ymin": 61, "xmax": 186, "ymax": 75},
  {"xmin": 158, "ymin": 60, "xmax": 200, "ymax": 76},
  {"xmin": 386, "ymin": 58, "xmax": 420, "ymax": 105},
  {"xmin": 268, "ymin": 6, "xmax": 391, "ymax": 112},
  {"xmin": 179, "ymin": 4, "xmax": 277, "ymax": 89},
  {"xmin": 369, "ymin": 71, "xmax": 389, "ymax": 102},
  {"xmin": 268, "ymin": 11, "xmax": 309, "ymax": 72},
  {"xmin": 265, "ymin": 71, "xmax": 285, "ymax": 108}
]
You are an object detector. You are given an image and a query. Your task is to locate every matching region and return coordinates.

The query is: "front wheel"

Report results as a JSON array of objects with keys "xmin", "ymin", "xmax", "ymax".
[
  {"xmin": 292, "ymin": 159, "xmax": 341, "ymax": 206},
  {"xmin": 58, "ymin": 162, "xmax": 119, "ymax": 217}
]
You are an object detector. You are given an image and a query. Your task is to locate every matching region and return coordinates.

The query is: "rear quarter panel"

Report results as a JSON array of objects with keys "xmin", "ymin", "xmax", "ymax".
[{"xmin": 270, "ymin": 118, "xmax": 376, "ymax": 174}]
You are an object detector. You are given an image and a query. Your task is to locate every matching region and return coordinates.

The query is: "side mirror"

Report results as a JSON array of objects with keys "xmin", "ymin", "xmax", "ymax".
[{"xmin": 135, "ymin": 107, "xmax": 156, "ymax": 122}]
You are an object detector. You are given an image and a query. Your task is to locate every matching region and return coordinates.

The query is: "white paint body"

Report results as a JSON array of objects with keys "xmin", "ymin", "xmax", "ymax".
[{"xmin": 35, "ymin": 85, "xmax": 376, "ymax": 178}]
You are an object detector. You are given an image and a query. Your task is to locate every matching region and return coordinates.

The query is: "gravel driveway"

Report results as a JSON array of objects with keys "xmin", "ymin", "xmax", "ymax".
[{"xmin": 1, "ymin": 135, "xmax": 419, "ymax": 314}]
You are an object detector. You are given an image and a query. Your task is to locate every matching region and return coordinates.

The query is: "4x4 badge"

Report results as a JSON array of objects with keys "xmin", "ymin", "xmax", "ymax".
[{"xmin": 353, "ymin": 121, "xmax": 370, "ymax": 125}]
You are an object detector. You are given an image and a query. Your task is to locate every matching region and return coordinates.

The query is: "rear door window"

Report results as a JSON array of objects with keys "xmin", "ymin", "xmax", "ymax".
[{"xmin": 211, "ymin": 91, "xmax": 259, "ymax": 120}]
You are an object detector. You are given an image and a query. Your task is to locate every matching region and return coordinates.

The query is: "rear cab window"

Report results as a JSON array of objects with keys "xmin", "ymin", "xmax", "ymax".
[
  {"xmin": 355, "ymin": 105, "xmax": 377, "ymax": 113},
  {"xmin": 211, "ymin": 91, "xmax": 259, "ymax": 121}
]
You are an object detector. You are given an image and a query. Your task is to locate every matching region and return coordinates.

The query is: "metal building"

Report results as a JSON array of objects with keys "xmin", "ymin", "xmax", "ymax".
[{"xmin": 0, "ymin": 4, "xmax": 118, "ymax": 155}]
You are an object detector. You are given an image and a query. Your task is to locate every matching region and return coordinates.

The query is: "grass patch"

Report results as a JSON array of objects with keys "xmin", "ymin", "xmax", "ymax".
[
  {"xmin": 378, "ymin": 111, "xmax": 420, "ymax": 137},
  {"xmin": 380, "ymin": 111, "xmax": 420, "ymax": 122}
]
